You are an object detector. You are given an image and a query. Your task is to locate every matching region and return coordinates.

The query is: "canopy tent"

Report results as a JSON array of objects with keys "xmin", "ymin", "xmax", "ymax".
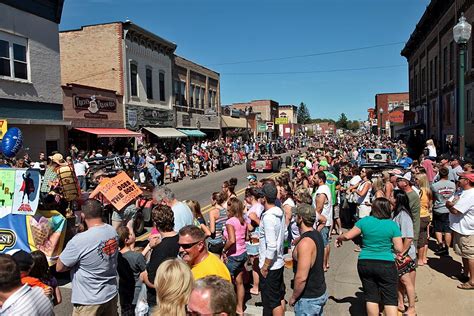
[
  {"xmin": 142, "ymin": 127, "xmax": 187, "ymax": 138},
  {"xmin": 177, "ymin": 129, "xmax": 206, "ymax": 137},
  {"xmin": 74, "ymin": 128, "xmax": 141, "ymax": 138}
]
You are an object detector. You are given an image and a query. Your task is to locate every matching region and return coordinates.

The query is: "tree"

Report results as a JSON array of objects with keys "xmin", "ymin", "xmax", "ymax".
[
  {"xmin": 297, "ymin": 102, "xmax": 311, "ymax": 124},
  {"xmin": 347, "ymin": 120, "xmax": 360, "ymax": 131},
  {"xmin": 336, "ymin": 113, "xmax": 348, "ymax": 129}
]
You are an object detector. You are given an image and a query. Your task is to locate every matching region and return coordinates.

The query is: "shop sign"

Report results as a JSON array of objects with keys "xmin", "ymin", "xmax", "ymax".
[
  {"xmin": 84, "ymin": 113, "xmax": 108, "ymax": 119},
  {"xmin": 257, "ymin": 122, "xmax": 266, "ymax": 132},
  {"xmin": 275, "ymin": 117, "xmax": 288, "ymax": 124},
  {"xmin": 74, "ymin": 95, "xmax": 117, "ymax": 113},
  {"xmin": 230, "ymin": 109, "xmax": 241, "ymax": 118},
  {"xmin": 0, "ymin": 119, "xmax": 7, "ymax": 140},
  {"xmin": 389, "ymin": 110, "xmax": 404, "ymax": 123},
  {"xmin": 127, "ymin": 110, "xmax": 137, "ymax": 128},
  {"xmin": 204, "ymin": 108, "xmax": 217, "ymax": 116}
]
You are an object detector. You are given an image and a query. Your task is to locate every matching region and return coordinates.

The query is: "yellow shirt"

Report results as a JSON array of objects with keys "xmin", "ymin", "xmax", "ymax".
[
  {"xmin": 419, "ymin": 188, "xmax": 431, "ymax": 218},
  {"xmin": 192, "ymin": 253, "xmax": 231, "ymax": 282}
]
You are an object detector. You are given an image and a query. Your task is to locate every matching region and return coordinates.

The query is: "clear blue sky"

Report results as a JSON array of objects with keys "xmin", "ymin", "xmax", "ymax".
[{"xmin": 60, "ymin": 0, "xmax": 430, "ymax": 121}]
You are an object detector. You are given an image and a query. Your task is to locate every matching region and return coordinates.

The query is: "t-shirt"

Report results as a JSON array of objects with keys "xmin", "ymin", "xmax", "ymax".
[
  {"xmin": 73, "ymin": 160, "xmax": 89, "ymax": 177},
  {"xmin": 172, "ymin": 202, "xmax": 194, "ymax": 232},
  {"xmin": 324, "ymin": 171, "xmax": 339, "ymax": 206},
  {"xmin": 355, "ymin": 216, "xmax": 401, "ymax": 261},
  {"xmin": 393, "ymin": 211, "xmax": 416, "ymax": 259},
  {"xmin": 314, "ymin": 185, "xmax": 333, "ymax": 227},
  {"xmin": 59, "ymin": 224, "xmax": 119, "ymax": 305},
  {"xmin": 224, "ymin": 217, "xmax": 247, "ymax": 256},
  {"xmin": 452, "ymin": 165, "xmax": 463, "ymax": 181},
  {"xmin": 449, "ymin": 188, "xmax": 474, "ymax": 235},
  {"xmin": 431, "ymin": 179, "xmax": 456, "ymax": 214},
  {"xmin": 419, "ymin": 188, "xmax": 431, "ymax": 218},
  {"xmin": 0, "ymin": 284, "xmax": 53, "ymax": 316},
  {"xmin": 117, "ymin": 251, "xmax": 146, "ymax": 306},
  {"xmin": 192, "ymin": 253, "xmax": 231, "ymax": 282},
  {"xmin": 146, "ymin": 234, "xmax": 180, "ymax": 305},
  {"xmin": 247, "ymin": 203, "xmax": 264, "ymax": 225},
  {"xmin": 406, "ymin": 190, "xmax": 421, "ymax": 245}
]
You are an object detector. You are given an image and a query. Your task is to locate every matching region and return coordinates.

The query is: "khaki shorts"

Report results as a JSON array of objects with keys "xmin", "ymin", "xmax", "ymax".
[
  {"xmin": 73, "ymin": 295, "xmax": 118, "ymax": 316},
  {"xmin": 453, "ymin": 232, "xmax": 474, "ymax": 260}
]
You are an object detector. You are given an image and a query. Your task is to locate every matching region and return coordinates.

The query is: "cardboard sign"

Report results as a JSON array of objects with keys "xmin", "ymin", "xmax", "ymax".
[
  {"xmin": 0, "ymin": 119, "xmax": 7, "ymax": 140},
  {"xmin": 0, "ymin": 168, "xmax": 41, "ymax": 217},
  {"xmin": 98, "ymin": 172, "xmax": 142, "ymax": 211}
]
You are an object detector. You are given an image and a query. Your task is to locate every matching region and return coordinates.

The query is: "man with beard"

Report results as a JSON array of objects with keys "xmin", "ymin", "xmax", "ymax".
[{"xmin": 178, "ymin": 225, "xmax": 231, "ymax": 282}]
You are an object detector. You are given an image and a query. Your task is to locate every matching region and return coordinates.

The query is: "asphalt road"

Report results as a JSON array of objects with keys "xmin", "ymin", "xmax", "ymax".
[{"xmin": 53, "ymin": 151, "xmax": 473, "ymax": 315}]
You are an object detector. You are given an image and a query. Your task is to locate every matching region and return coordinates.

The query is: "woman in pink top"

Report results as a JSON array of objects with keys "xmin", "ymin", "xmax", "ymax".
[{"xmin": 223, "ymin": 197, "xmax": 248, "ymax": 314}]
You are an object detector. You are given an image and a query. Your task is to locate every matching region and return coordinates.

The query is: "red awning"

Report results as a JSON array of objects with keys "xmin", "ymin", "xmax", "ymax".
[{"xmin": 74, "ymin": 128, "xmax": 141, "ymax": 138}]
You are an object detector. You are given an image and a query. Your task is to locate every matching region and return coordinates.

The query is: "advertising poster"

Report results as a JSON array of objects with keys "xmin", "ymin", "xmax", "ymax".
[
  {"xmin": 11, "ymin": 169, "xmax": 41, "ymax": 216},
  {"xmin": 0, "ymin": 169, "xmax": 16, "ymax": 218}
]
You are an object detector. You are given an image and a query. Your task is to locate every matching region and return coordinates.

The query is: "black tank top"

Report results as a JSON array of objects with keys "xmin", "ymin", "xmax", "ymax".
[{"xmin": 296, "ymin": 230, "xmax": 326, "ymax": 298}]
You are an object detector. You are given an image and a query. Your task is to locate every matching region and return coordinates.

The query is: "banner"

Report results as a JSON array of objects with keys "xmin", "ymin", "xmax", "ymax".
[
  {"xmin": 0, "ymin": 168, "xmax": 41, "ymax": 217},
  {"xmin": 0, "ymin": 119, "xmax": 7, "ymax": 140},
  {"xmin": 0, "ymin": 210, "xmax": 66, "ymax": 265},
  {"xmin": 275, "ymin": 117, "xmax": 289, "ymax": 124},
  {"xmin": 98, "ymin": 172, "xmax": 142, "ymax": 211}
]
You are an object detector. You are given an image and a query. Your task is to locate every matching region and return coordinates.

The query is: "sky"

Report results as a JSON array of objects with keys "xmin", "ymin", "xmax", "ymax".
[{"xmin": 60, "ymin": 0, "xmax": 431, "ymax": 121}]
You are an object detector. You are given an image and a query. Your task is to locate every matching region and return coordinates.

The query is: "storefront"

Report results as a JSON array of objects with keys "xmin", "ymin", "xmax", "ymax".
[
  {"xmin": 221, "ymin": 115, "xmax": 251, "ymax": 140},
  {"xmin": 176, "ymin": 108, "xmax": 220, "ymax": 139},
  {"xmin": 63, "ymin": 84, "xmax": 140, "ymax": 152}
]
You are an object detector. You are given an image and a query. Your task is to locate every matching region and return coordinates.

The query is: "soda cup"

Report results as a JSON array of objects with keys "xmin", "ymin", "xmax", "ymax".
[{"xmin": 283, "ymin": 253, "xmax": 293, "ymax": 269}]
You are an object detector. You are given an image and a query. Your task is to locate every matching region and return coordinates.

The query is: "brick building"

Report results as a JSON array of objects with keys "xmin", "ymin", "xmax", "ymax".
[
  {"xmin": 0, "ymin": 0, "xmax": 68, "ymax": 157},
  {"xmin": 173, "ymin": 55, "xmax": 220, "ymax": 138},
  {"xmin": 60, "ymin": 21, "xmax": 180, "ymax": 142},
  {"xmin": 229, "ymin": 100, "xmax": 279, "ymax": 139},
  {"xmin": 278, "ymin": 104, "xmax": 299, "ymax": 138},
  {"xmin": 374, "ymin": 92, "xmax": 409, "ymax": 138},
  {"xmin": 401, "ymin": 0, "xmax": 474, "ymax": 157}
]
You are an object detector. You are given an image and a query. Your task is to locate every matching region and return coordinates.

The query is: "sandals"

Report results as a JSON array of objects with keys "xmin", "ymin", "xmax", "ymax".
[
  {"xmin": 457, "ymin": 282, "xmax": 474, "ymax": 290},
  {"xmin": 249, "ymin": 288, "xmax": 260, "ymax": 295}
]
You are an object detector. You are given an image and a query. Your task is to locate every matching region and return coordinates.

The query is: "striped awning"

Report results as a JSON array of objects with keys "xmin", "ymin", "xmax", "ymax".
[{"xmin": 177, "ymin": 129, "xmax": 206, "ymax": 137}]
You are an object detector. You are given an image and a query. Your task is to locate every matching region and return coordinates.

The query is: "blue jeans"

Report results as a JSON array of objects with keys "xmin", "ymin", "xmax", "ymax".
[
  {"xmin": 294, "ymin": 291, "xmax": 328, "ymax": 316},
  {"xmin": 77, "ymin": 175, "xmax": 86, "ymax": 191},
  {"xmin": 148, "ymin": 166, "xmax": 161, "ymax": 186}
]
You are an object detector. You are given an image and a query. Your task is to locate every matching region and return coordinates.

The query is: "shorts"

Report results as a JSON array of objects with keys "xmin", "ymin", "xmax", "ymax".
[
  {"xmin": 333, "ymin": 205, "xmax": 340, "ymax": 219},
  {"xmin": 453, "ymin": 231, "xmax": 474, "ymax": 259},
  {"xmin": 112, "ymin": 204, "xmax": 137, "ymax": 223},
  {"xmin": 259, "ymin": 267, "xmax": 285, "ymax": 315},
  {"xmin": 417, "ymin": 216, "xmax": 430, "ymax": 247},
  {"xmin": 208, "ymin": 241, "xmax": 224, "ymax": 255},
  {"xmin": 226, "ymin": 252, "xmax": 248, "ymax": 277},
  {"xmin": 294, "ymin": 291, "xmax": 328, "ymax": 316},
  {"xmin": 432, "ymin": 212, "xmax": 451, "ymax": 233},
  {"xmin": 320, "ymin": 226, "xmax": 330, "ymax": 247},
  {"xmin": 73, "ymin": 295, "xmax": 118, "ymax": 316},
  {"xmin": 357, "ymin": 259, "xmax": 398, "ymax": 306}
]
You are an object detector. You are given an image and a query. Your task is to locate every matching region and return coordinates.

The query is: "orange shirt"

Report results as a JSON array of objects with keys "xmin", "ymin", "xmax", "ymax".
[{"xmin": 21, "ymin": 276, "xmax": 48, "ymax": 289}]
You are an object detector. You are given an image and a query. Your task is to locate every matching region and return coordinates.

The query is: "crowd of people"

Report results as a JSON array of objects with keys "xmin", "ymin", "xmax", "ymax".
[{"xmin": 0, "ymin": 133, "xmax": 473, "ymax": 316}]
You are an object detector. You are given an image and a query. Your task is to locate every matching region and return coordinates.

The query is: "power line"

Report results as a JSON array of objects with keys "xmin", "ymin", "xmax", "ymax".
[
  {"xmin": 221, "ymin": 64, "xmax": 406, "ymax": 76},
  {"xmin": 208, "ymin": 42, "xmax": 405, "ymax": 66}
]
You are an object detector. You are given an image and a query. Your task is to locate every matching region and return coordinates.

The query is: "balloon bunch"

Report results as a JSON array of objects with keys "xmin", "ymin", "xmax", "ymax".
[{"xmin": 1, "ymin": 127, "xmax": 23, "ymax": 158}]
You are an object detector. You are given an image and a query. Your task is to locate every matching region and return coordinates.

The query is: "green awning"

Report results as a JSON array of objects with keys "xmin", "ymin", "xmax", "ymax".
[{"xmin": 177, "ymin": 129, "xmax": 206, "ymax": 137}]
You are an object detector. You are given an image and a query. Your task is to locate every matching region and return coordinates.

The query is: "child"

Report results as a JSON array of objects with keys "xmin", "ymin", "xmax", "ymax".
[
  {"xmin": 30, "ymin": 250, "xmax": 62, "ymax": 305},
  {"xmin": 185, "ymin": 200, "xmax": 211, "ymax": 237},
  {"xmin": 117, "ymin": 226, "xmax": 147, "ymax": 316}
]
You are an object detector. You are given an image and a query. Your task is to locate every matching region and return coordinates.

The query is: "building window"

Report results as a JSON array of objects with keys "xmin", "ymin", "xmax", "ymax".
[
  {"xmin": 0, "ymin": 34, "xmax": 28, "ymax": 80},
  {"xmin": 467, "ymin": 89, "xmax": 473, "ymax": 121},
  {"xmin": 429, "ymin": 60, "xmax": 433, "ymax": 92},
  {"xmin": 445, "ymin": 93, "xmax": 451, "ymax": 125},
  {"xmin": 414, "ymin": 74, "xmax": 418, "ymax": 99},
  {"xmin": 200, "ymin": 87, "xmax": 205, "ymax": 109},
  {"xmin": 159, "ymin": 72, "xmax": 165, "ymax": 102},
  {"xmin": 180, "ymin": 81, "xmax": 186, "ymax": 105},
  {"xmin": 449, "ymin": 41, "xmax": 454, "ymax": 82},
  {"xmin": 431, "ymin": 100, "xmax": 436, "ymax": 127},
  {"xmin": 173, "ymin": 80, "xmax": 179, "ymax": 105},
  {"xmin": 434, "ymin": 56, "xmax": 438, "ymax": 89},
  {"xmin": 196, "ymin": 86, "xmax": 200, "ymax": 108},
  {"xmin": 421, "ymin": 67, "xmax": 426, "ymax": 96},
  {"xmin": 190, "ymin": 84, "xmax": 194, "ymax": 107},
  {"xmin": 208, "ymin": 90, "xmax": 212, "ymax": 108},
  {"xmin": 443, "ymin": 46, "xmax": 448, "ymax": 85},
  {"xmin": 130, "ymin": 63, "xmax": 138, "ymax": 97},
  {"xmin": 146, "ymin": 68, "xmax": 153, "ymax": 100}
]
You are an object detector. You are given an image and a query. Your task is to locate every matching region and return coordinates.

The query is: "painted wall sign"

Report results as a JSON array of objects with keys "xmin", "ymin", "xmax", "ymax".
[{"xmin": 74, "ymin": 95, "xmax": 117, "ymax": 112}]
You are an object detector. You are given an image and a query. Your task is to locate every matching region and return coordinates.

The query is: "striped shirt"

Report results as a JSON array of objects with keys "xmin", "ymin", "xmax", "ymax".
[
  {"xmin": 0, "ymin": 284, "xmax": 53, "ymax": 316},
  {"xmin": 209, "ymin": 207, "xmax": 227, "ymax": 245}
]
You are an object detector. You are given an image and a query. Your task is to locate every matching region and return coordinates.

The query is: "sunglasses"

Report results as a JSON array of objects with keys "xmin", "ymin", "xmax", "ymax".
[{"xmin": 179, "ymin": 240, "xmax": 202, "ymax": 249}]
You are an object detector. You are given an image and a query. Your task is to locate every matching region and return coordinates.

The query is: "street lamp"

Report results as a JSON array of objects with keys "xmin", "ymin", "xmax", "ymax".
[
  {"xmin": 245, "ymin": 106, "xmax": 252, "ymax": 141},
  {"xmin": 379, "ymin": 108, "xmax": 384, "ymax": 136},
  {"xmin": 453, "ymin": 13, "xmax": 472, "ymax": 159}
]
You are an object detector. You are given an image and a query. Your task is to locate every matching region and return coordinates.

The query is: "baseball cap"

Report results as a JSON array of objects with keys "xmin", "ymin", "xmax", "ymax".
[
  {"xmin": 388, "ymin": 169, "xmax": 403, "ymax": 175},
  {"xmin": 246, "ymin": 174, "xmax": 257, "ymax": 181},
  {"xmin": 8, "ymin": 249, "xmax": 33, "ymax": 271},
  {"xmin": 395, "ymin": 172, "xmax": 412, "ymax": 182},
  {"xmin": 262, "ymin": 183, "xmax": 277, "ymax": 200},
  {"xmin": 458, "ymin": 172, "xmax": 474, "ymax": 182},
  {"xmin": 319, "ymin": 160, "xmax": 329, "ymax": 167},
  {"xmin": 294, "ymin": 204, "xmax": 317, "ymax": 224}
]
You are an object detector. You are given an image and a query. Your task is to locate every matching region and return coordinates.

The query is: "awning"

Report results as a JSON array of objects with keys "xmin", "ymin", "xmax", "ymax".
[
  {"xmin": 9, "ymin": 118, "xmax": 72, "ymax": 126},
  {"xmin": 396, "ymin": 123, "xmax": 425, "ymax": 133},
  {"xmin": 221, "ymin": 116, "xmax": 248, "ymax": 128},
  {"xmin": 143, "ymin": 127, "xmax": 187, "ymax": 138},
  {"xmin": 177, "ymin": 129, "xmax": 206, "ymax": 137},
  {"xmin": 74, "ymin": 128, "xmax": 142, "ymax": 138}
]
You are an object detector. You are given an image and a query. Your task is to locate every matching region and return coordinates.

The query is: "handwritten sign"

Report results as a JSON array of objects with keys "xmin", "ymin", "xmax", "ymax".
[{"xmin": 98, "ymin": 172, "xmax": 142, "ymax": 211}]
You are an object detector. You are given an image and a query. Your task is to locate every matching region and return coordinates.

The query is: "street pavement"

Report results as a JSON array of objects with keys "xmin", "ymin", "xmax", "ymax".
[{"xmin": 53, "ymin": 153, "xmax": 473, "ymax": 315}]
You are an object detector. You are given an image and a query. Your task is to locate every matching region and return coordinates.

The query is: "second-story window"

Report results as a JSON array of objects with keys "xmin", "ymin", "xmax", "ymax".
[
  {"xmin": 190, "ymin": 84, "xmax": 194, "ymax": 107},
  {"xmin": 130, "ymin": 63, "xmax": 138, "ymax": 97},
  {"xmin": 146, "ymin": 68, "xmax": 153, "ymax": 99},
  {"xmin": 159, "ymin": 72, "xmax": 165, "ymax": 101},
  {"xmin": 0, "ymin": 33, "xmax": 28, "ymax": 80},
  {"xmin": 200, "ymin": 87, "xmax": 205, "ymax": 109}
]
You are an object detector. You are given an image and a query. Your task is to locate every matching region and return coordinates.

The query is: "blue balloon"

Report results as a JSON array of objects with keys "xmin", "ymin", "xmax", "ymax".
[{"xmin": 1, "ymin": 128, "xmax": 23, "ymax": 158}]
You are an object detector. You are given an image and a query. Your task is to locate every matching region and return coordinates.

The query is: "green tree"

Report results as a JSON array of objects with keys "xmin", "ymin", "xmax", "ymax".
[
  {"xmin": 336, "ymin": 113, "xmax": 348, "ymax": 129},
  {"xmin": 297, "ymin": 102, "xmax": 311, "ymax": 124},
  {"xmin": 347, "ymin": 120, "xmax": 360, "ymax": 131}
]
